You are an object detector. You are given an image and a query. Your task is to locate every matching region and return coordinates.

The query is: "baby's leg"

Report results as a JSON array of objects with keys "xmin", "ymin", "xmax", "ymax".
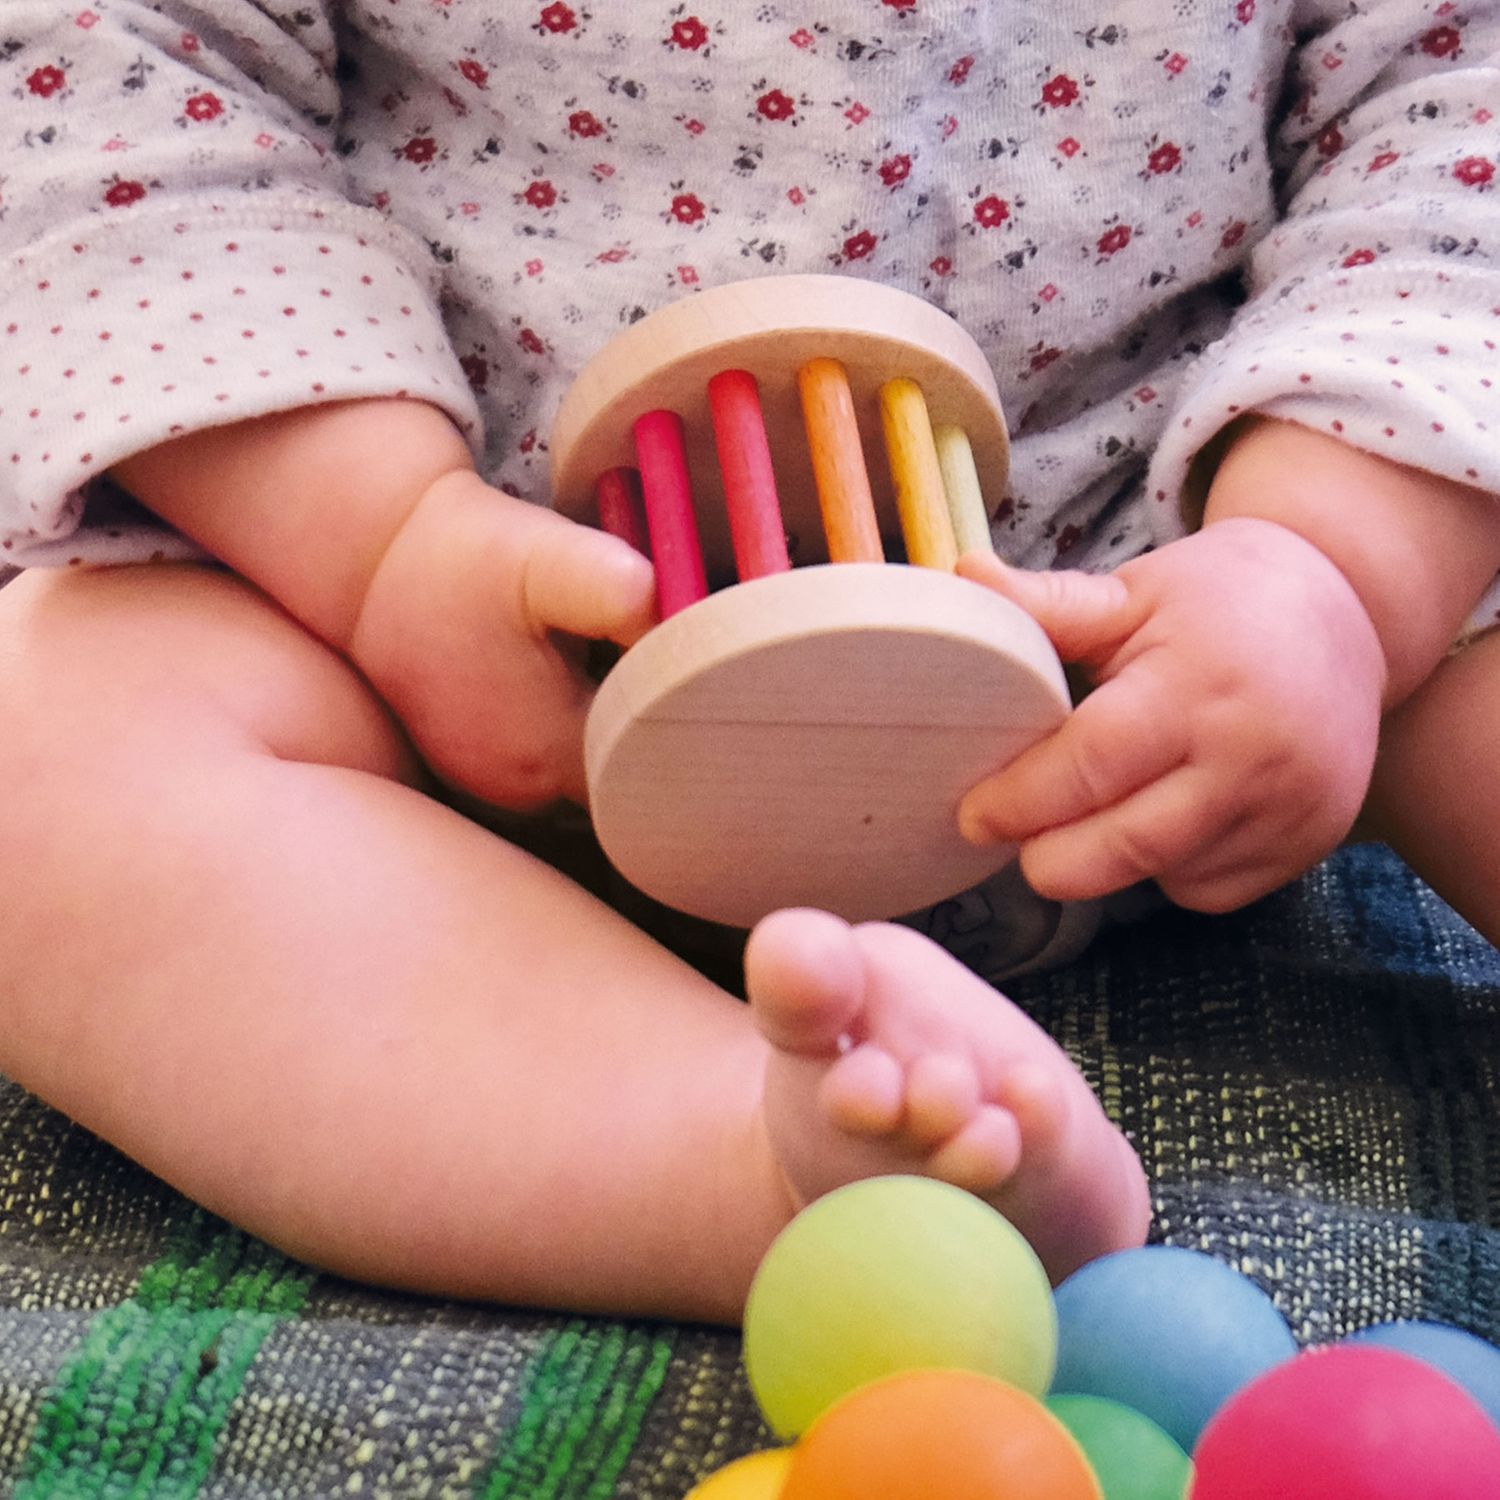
[
  {"xmin": 0, "ymin": 565, "xmax": 1146, "ymax": 1321},
  {"xmin": 1365, "ymin": 628, "xmax": 1500, "ymax": 948}
]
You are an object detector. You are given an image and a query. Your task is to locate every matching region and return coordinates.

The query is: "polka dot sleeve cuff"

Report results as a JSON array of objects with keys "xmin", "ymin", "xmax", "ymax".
[
  {"xmin": 0, "ymin": 197, "xmax": 482, "ymax": 569},
  {"xmin": 1144, "ymin": 259, "xmax": 1500, "ymax": 546}
]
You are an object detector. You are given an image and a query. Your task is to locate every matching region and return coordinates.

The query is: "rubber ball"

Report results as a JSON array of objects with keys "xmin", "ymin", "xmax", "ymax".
[
  {"xmin": 780, "ymin": 1369, "xmax": 1102, "ymax": 1500},
  {"xmin": 744, "ymin": 1175, "xmax": 1056, "ymax": 1438},
  {"xmin": 684, "ymin": 1449, "xmax": 792, "ymax": 1500},
  {"xmin": 1046, "ymin": 1394, "xmax": 1193, "ymax": 1500},
  {"xmin": 1192, "ymin": 1344, "xmax": 1500, "ymax": 1499},
  {"xmin": 1343, "ymin": 1319, "xmax": 1500, "ymax": 1429},
  {"xmin": 1052, "ymin": 1245, "xmax": 1295, "ymax": 1452}
]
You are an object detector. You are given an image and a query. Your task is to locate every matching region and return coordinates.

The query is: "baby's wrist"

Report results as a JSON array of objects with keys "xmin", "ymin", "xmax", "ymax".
[{"xmin": 1202, "ymin": 417, "xmax": 1500, "ymax": 707}]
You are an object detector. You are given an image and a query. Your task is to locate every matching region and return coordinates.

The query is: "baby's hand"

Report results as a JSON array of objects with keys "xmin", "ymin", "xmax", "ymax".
[
  {"xmin": 955, "ymin": 518, "xmax": 1386, "ymax": 913},
  {"xmin": 348, "ymin": 469, "xmax": 656, "ymax": 810}
]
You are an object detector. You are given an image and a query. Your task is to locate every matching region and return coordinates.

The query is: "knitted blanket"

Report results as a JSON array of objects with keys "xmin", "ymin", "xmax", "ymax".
[{"xmin": 2, "ymin": 843, "xmax": 1497, "ymax": 1498}]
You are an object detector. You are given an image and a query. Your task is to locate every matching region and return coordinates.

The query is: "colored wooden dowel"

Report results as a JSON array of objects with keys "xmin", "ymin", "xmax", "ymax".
[
  {"xmin": 933, "ymin": 423, "xmax": 994, "ymax": 556},
  {"xmin": 632, "ymin": 407, "xmax": 709, "ymax": 618},
  {"xmin": 594, "ymin": 466, "xmax": 651, "ymax": 556},
  {"xmin": 707, "ymin": 368, "xmax": 791, "ymax": 581},
  {"xmin": 797, "ymin": 357, "xmax": 884, "ymax": 564},
  {"xmin": 879, "ymin": 377, "xmax": 958, "ymax": 571}
]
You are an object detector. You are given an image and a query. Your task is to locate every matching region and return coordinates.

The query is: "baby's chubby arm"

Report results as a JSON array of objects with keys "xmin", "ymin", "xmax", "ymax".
[
  {"xmin": 110, "ymin": 399, "xmax": 656, "ymax": 808},
  {"xmin": 957, "ymin": 418, "xmax": 1500, "ymax": 914}
]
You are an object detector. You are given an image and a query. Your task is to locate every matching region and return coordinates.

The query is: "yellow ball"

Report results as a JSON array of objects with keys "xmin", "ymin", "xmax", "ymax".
[
  {"xmin": 684, "ymin": 1449, "xmax": 792, "ymax": 1500},
  {"xmin": 744, "ymin": 1176, "xmax": 1056, "ymax": 1438}
]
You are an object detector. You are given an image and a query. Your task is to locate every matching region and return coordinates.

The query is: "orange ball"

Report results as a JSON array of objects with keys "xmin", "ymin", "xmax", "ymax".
[{"xmin": 780, "ymin": 1369, "xmax": 1103, "ymax": 1500}]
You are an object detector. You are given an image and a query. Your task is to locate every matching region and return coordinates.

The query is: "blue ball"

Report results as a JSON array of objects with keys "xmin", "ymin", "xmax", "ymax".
[
  {"xmin": 1343, "ymin": 1320, "xmax": 1500, "ymax": 1430},
  {"xmin": 1052, "ymin": 1245, "xmax": 1296, "ymax": 1453}
]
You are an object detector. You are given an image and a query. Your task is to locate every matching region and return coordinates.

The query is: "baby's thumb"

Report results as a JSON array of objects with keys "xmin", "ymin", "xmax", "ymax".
[
  {"xmin": 522, "ymin": 520, "xmax": 658, "ymax": 647},
  {"xmin": 956, "ymin": 550, "xmax": 1137, "ymax": 665}
]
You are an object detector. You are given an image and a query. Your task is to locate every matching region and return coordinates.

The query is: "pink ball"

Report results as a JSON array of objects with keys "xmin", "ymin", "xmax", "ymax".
[{"xmin": 1192, "ymin": 1344, "xmax": 1500, "ymax": 1499}]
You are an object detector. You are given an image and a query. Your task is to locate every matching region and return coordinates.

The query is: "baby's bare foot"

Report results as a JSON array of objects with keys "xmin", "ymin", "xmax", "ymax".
[{"xmin": 746, "ymin": 908, "xmax": 1150, "ymax": 1283}]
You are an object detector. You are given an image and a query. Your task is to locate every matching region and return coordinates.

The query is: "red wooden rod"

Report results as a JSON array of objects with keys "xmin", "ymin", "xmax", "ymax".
[
  {"xmin": 707, "ymin": 368, "xmax": 791, "ymax": 581},
  {"xmin": 632, "ymin": 408, "xmax": 709, "ymax": 618},
  {"xmin": 594, "ymin": 466, "xmax": 650, "ymax": 556}
]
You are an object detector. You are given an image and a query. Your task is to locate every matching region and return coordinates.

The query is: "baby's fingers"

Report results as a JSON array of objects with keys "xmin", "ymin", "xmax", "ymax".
[
  {"xmin": 959, "ymin": 672, "xmax": 1185, "ymax": 846},
  {"xmin": 521, "ymin": 517, "xmax": 657, "ymax": 647},
  {"xmin": 1015, "ymin": 765, "xmax": 1236, "ymax": 903}
]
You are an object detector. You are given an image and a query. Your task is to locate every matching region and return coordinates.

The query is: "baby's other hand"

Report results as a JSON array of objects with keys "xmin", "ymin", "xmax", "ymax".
[
  {"xmin": 349, "ymin": 470, "xmax": 656, "ymax": 810},
  {"xmin": 955, "ymin": 518, "xmax": 1386, "ymax": 913}
]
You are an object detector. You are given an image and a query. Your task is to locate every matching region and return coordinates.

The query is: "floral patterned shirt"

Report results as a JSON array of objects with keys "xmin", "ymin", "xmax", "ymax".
[{"xmin": 1, "ymin": 0, "xmax": 1497, "ymax": 620}]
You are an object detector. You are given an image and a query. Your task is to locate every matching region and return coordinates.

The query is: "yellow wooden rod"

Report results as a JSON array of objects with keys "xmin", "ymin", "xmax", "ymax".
[{"xmin": 879, "ymin": 377, "xmax": 957, "ymax": 571}]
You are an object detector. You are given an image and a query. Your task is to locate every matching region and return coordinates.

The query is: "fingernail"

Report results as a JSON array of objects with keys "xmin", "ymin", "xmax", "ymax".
[{"xmin": 958, "ymin": 802, "xmax": 997, "ymax": 846}]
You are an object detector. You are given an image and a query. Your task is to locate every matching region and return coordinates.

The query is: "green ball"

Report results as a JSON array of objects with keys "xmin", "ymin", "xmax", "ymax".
[
  {"xmin": 744, "ymin": 1176, "xmax": 1056, "ymax": 1439},
  {"xmin": 1045, "ymin": 1394, "xmax": 1193, "ymax": 1500}
]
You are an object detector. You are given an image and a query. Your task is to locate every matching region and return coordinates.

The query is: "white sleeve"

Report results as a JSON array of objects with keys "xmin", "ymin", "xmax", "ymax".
[
  {"xmin": 1145, "ymin": 0, "xmax": 1500, "ymax": 546},
  {"xmin": 0, "ymin": 0, "xmax": 480, "ymax": 568}
]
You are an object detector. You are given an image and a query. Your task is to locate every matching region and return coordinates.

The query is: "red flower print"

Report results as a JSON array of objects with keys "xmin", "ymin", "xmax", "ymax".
[
  {"xmin": 458, "ymin": 59, "xmax": 488, "ymax": 88},
  {"xmin": 1054, "ymin": 523, "xmax": 1084, "ymax": 558},
  {"xmin": 1040, "ymin": 74, "xmax": 1080, "ymax": 109},
  {"xmin": 1316, "ymin": 122, "xmax": 1343, "ymax": 157},
  {"xmin": 842, "ymin": 229, "xmax": 878, "ymax": 261},
  {"xmin": 1454, "ymin": 155, "xmax": 1495, "ymax": 187},
  {"xmin": 1057, "ymin": 137, "xmax": 1082, "ymax": 158},
  {"xmin": 517, "ymin": 327, "xmax": 546, "ymax": 355},
  {"xmin": 1367, "ymin": 150, "xmax": 1399, "ymax": 172},
  {"xmin": 883, "ymin": 0, "xmax": 917, "ymax": 9},
  {"xmin": 878, "ymin": 154, "xmax": 912, "ymax": 188},
  {"xmin": 1235, "ymin": 0, "xmax": 1255, "ymax": 22},
  {"xmin": 27, "ymin": 65, "xmax": 65, "ymax": 97},
  {"xmin": 524, "ymin": 179, "xmax": 558, "ymax": 209},
  {"xmin": 930, "ymin": 255, "xmax": 953, "ymax": 277},
  {"xmin": 790, "ymin": 28, "xmax": 815, "ymax": 49},
  {"xmin": 1342, "ymin": 248, "xmax": 1377, "ymax": 267},
  {"xmin": 974, "ymin": 195, "xmax": 1010, "ymax": 228},
  {"xmin": 669, "ymin": 17, "xmax": 708, "ymax": 49},
  {"xmin": 103, "ymin": 178, "xmax": 146, "ymax": 207},
  {"xmin": 1419, "ymin": 25, "xmax": 1461, "ymax": 59},
  {"xmin": 401, "ymin": 136, "xmax": 438, "ymax": 164},
  {"xmin": 1220, "ymin": 219, "xmax": 1247, "ymax": 249},
  {"xmin": 569, "ymin": 110, "xmax": 605, "ymax": 138},
  {"xmin": 538, "ymin": 3, "xmax": 578, "ymax": 34},
  {"xmin": 460, "ymin": 354, "xmax": 488, "ymax": 392},
  {"xmin": 948, "ymin": 55, "xmax": 974, "ymax": 86},
  {"xmin": 669, "ymin": 192, "xmax": 706, "ymax": 224},
  {"xmin": 757, "ymin": 88, "xmax": 796, "ymax": 122},
  {"xmin": 28, "ymin": 63, "xmax": 67, "ymax": 96},
  {"xmin": 1097, "ymin": 223, "xmax": 1132, "ymax": 256},
  {"xmin": 1163, "ymin": 52, "xmax": 1189, "ymax": 75},
  {"xmin": 184, "ymin": 91, "xmax": 223, "ymax": 122},
  {"xmin": 1146, "ymin": 142, "xmax": 1181, "ymax": 174}
]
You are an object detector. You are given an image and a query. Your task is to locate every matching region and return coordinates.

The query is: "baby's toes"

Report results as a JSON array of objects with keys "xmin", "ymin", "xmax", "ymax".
[
  {"xmin": 902, "ymin": 1053, "xmax": 983, "ymax": 1148},
  {"xmin": 994, "ymin": 1057, "xmax": 1075, "ymax": 1162},
  {"xmin": 926, "ymin": 1105, "xmax": 1024, "ymax": 1195},
  {"xmin": 820, "ymin": 1043, "xmax": 904, "ymax": 1135}
]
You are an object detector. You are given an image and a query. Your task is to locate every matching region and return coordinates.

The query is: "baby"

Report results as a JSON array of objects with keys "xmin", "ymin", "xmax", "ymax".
[{"xmin": 1, "ymin": 0, "xmax": 1497, "ymax": 1321}]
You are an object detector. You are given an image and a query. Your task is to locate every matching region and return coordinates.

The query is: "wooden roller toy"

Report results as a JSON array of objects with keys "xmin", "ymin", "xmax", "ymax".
[{"xmin": 551, "ymin": 274, "xmax": 1069, "ymax": 929}]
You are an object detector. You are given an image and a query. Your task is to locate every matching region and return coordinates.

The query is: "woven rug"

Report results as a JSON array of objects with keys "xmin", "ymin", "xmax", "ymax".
[{"xmin": 2, "ymin": 842, "xmax": 1497, "ymax": 1498}]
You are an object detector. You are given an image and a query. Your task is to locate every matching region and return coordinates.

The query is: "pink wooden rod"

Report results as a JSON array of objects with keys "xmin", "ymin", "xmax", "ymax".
[
  {"xmin": 632, "ymin": 407, "xmax": 709, "ymax": 618},
  {"xmin": 594, "ymin": 466, "xmax": 650, "ymax": 556},
  {"xmin": 707, "ymin": 369, "xmax": 791, "ymax": 581}
]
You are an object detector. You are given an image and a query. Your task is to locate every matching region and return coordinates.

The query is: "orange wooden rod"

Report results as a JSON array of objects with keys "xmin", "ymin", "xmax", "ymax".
[{"xmin": 797, "ymin": 357, "xmax": 884, "ymax": 564}]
